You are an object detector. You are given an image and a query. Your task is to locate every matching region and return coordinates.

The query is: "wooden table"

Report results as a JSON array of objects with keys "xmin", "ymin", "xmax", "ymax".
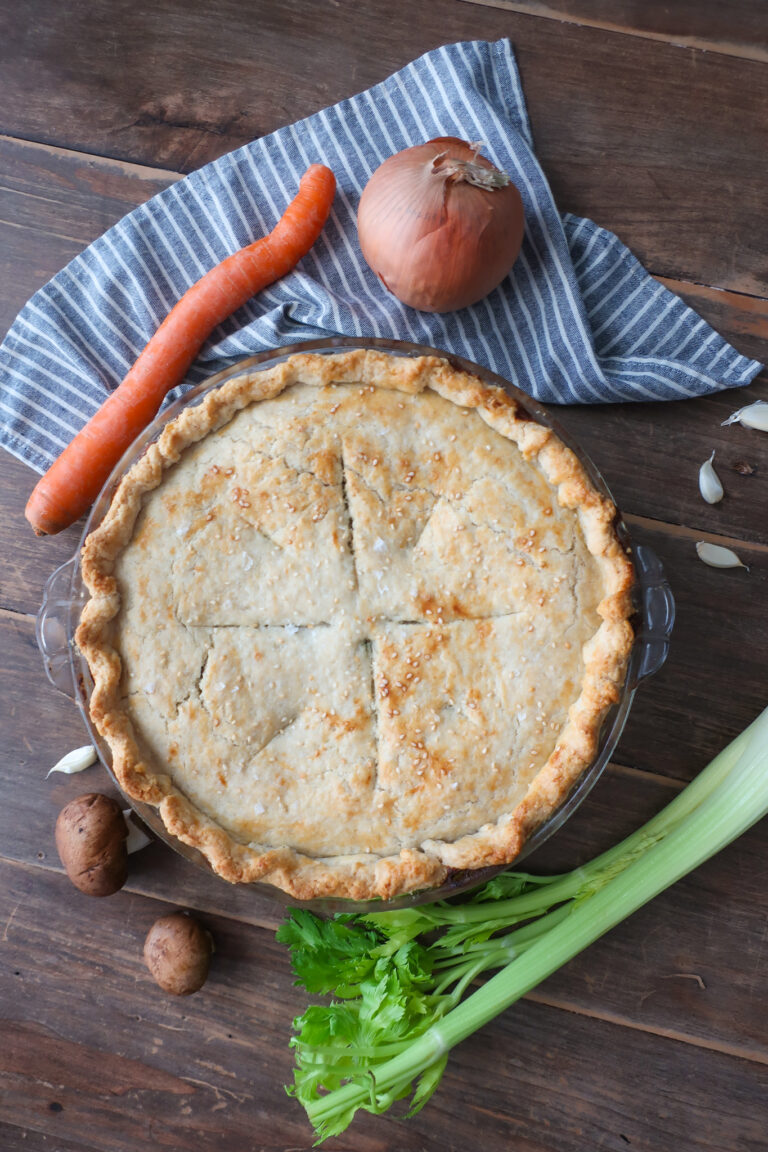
[{"xmin": 2, "ymin": 3, "xmax": 767, "ymax": 1149}]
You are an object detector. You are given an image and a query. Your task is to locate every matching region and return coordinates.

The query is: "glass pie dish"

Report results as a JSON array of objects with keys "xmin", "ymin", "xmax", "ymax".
[{"xmin": 36, "ymin": 337, "xmax": 675, "ymax": 912}]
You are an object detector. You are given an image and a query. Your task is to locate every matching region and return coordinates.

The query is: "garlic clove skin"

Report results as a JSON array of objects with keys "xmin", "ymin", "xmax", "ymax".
[
  {"xmin": 721, "ymin": 402, "xmax": 768, "ymax": 431},
  {"xmin": 46, "ymin": 744, "xmax": 98, "ymax": 778},
  {"xmin": 695, "ymin": 541, "xmax": 749, "ymax": 570},
  {"xmin": 123, "ymin": 809, "xmax": 153, "ymax": 855},
  {"xmin": 699, "ymin": 451, "xmax": 724, "ymax": 504}
]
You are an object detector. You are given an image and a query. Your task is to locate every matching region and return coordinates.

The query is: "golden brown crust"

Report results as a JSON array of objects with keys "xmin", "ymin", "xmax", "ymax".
[{"xmin": 76, "ymin": 350, "xmax": 634, "ymax": 900}]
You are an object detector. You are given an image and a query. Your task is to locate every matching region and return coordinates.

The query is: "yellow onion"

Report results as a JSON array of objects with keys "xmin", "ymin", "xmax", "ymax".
[{"xmin": 357, "ymin": 138, "xmax": 525, "ymax": 313}]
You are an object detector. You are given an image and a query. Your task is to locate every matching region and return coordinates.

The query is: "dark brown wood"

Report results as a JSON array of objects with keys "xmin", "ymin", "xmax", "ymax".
[
  {"xmin": 556, "ymin": 373, "xmax": 768, "ymax": 547},
  {"xmin": 0, "ymin": 862, "xmax": 325, "ymax": 1152},
  {"xmin": 2, "ymin": 857, "xmax": 767, "ymax": 1152},
  {"xmin": 0, "ymin": 1122, "xmax": 101, "ymax": 1152},
  {"xmin": 460, "ymin": 0, "xmax": 768, "ymax": 61},
  {"xmin": 2, "ymin": 2, "xmax": 768, "ymax": 1147},
  {"xmin": 0, "ymin": 1, "xmax": 766, "ymax": 296},
  {"xmin": 0, "ymin": 137, "xmax": 176, "ymax": 340},
  {"xmin": 514, "ymin": 33, "xmax": 768, "ymax": 298},
  {"xmin": 0, "ymin": 455, "xmax": 83, "ymax": 617},
  {"xmin": 2, "ymin": 593, "xmax": 768, "ymax": 1061},
  {"xmin": 615, "ymin": 516, "xmax": 768, "ymax": 778},
  {"xmin": 1, "ymin": 134, "xmax": 766, "ymax": 579},
  {"xmin": 657, "ymin": 278, "xmax": 768, "ymax": 366}
]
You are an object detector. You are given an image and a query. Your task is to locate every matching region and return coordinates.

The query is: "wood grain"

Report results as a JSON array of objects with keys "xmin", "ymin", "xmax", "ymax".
[
  {"xmin": 556, "ymin": 373, "xmax": 768, "ymax": 547},
  {"xmin": 0, "ymin": 1, "xmax": 766, "ymax": 296},
  {"xmin": 0, "ymin": 452, "xmax": 83, "ymax": 616},
  {"xmin": 0, "ymin": 1121, "xmax": 101, "ymax": 1152},
  {"xmin": 1, "ymin": 3, "xmax": 768, "ymax": 1146},
  {"xmin": 0, "ymin": 130, "xmax": 765, "ymax": 556},
  {"xmin": 2, "ymin": 857, "xmax": 767, "ymax": 1152},
  {"xmin": 513, "ymin": 29, "xmax": 768, "ymax": 298},
  {"xmin": 0, "ymin": 136, "xmax": 176, "ymax": 339},
  {"xmin": 459, "ymin": 0, "xmax": 768, "ymax": 62},
  {"xmin": 3, "ymin": 135, "xmax": 767, "ymax": 365},
  {"xmin": 2, "ymin": 593, "xmax": 768, "ymax": 1061},
  {"xmin": 0, "ymin": 863, "xmax": 323, "ymax": 1152}
]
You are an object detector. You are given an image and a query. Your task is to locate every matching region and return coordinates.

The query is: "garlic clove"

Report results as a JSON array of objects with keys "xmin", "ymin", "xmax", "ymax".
[
  {"xmin": 698, "ymin": 451, "xmax": 724, "ymax": 504},
  {"xmin": 46, "ymin": 744, "xmax": 98, "ymax": 778},
  {"xmin": 695, "ymin": 541, "xmax": 749, "ymax": 570},
  {"xmin": 721, "ymin": 401, "xmax": 768, "ymax": 431},
  {"xmin": 123, "ymin": 809, "xmax": 153, "ymax": 854}
]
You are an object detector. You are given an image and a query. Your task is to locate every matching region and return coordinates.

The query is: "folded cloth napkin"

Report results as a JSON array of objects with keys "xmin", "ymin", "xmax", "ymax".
[{"xmin": 0, "ymin": 39, "xmax": 762, "ymax": 474}]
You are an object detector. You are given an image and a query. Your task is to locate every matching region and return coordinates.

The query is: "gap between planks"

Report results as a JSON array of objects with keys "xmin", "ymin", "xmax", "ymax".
[
  {"xmin": 0, "ymin": 607, "xmax": 35, "ymax": 623},
  {"xmin": 457, "ymin": 0, "xmax": 768, "ymax": 65},
  {"xmin": 624, "ymin": 512, "xmax": 768, "ymax": 556},
  {"xmin": 658, "ymin": 274, "xmax": 768, "ymax": 310},
  {"xmin": 523, "ymin": 988, "xmax": 768, "ymax": 1067},
  {"xmin": 3, "ymin": 851, "xmax": 766, "ymax": 1070},
  {"xmin": 3, "ymin": 133, "xmax": 768, "ymax": 319},
  {"xmin": 0, "ymin": 133, "xmax": 182, "ymax": 184},
  {"xmin": 1, "ymin": 750, "xmax": 659, "ymax": 935}
]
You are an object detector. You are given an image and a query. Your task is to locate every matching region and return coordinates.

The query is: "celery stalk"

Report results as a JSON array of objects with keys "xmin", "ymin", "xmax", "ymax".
[{"xmin": 298, "ymin": 704, "xmax": 768, "ymax": 1138}]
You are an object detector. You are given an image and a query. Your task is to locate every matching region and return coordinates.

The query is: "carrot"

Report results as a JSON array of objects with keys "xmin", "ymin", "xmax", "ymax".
[{"xmin": 25, "ymin": 163, "xmax": 336, "ymax": 536}]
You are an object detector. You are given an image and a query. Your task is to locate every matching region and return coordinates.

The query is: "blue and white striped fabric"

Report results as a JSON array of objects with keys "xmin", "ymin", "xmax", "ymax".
[{"xmin": 0, "ymin": 39, "xmax": 762, "ymax": 474}]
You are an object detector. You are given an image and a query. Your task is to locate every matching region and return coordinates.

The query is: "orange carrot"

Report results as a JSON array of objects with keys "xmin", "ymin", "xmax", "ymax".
[{"xmin": 25, "ymin": 163, "xmax": 336, "ymax": 536}]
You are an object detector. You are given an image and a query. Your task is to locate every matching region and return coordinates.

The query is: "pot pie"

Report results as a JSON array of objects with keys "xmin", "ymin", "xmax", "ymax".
[{"xmin": 77, "ymin": 349, "xmax": 634, "ymax": 900}]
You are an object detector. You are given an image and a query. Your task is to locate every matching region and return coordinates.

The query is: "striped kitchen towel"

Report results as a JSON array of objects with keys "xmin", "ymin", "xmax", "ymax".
[{"xmin": 0, "ymin": 39, "xmax": 762, "ymax": 474}]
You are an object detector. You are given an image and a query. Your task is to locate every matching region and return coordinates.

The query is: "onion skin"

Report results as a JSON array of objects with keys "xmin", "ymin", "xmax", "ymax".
[{"xmin": 357, "ymin": 138, "xmax": 524, "ymax": 313}]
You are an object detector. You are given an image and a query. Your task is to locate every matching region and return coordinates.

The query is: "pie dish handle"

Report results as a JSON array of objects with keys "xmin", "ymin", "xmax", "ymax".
[
  {"xmin": 631, "ymin": 543, "xmax": 675, "ymax": 686},
  {"xmin": 36, "ymin": 555, "xmax": 83, "ymax": 701}
]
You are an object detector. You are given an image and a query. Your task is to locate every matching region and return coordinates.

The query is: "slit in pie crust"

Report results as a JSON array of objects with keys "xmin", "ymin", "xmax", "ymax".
[{"xmin": 76, "ymin": 350, "xmax": 634, "ymax": 900}]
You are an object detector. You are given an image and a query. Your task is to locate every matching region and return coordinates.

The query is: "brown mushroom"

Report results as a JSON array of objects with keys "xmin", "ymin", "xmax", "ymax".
[
  {"xmin": 143, "ymin": 912, "xmax": 213, "ymax": 995},
  {"xmin": 54, "ymin": 793, "xmax": 128, "ymax": 896}
]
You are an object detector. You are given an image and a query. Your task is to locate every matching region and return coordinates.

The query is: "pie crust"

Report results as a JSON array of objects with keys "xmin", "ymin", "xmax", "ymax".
[{"xmin": 76, "ymin": 349, "xmax": 634, "ymax": 900}]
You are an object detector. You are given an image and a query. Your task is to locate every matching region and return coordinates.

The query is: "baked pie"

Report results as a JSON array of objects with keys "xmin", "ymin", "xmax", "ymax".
[{"xmin": 77, "ymin": 349, "xmax": 634, "ymax": 900}]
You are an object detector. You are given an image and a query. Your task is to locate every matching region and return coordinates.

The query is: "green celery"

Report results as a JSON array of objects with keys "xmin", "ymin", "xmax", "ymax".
[{"xmin": 280, "ymin": 704, "xmax": 768, "ymax": 1141}]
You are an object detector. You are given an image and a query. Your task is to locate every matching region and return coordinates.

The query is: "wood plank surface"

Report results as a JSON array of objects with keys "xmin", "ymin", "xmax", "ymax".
[
  {"xmin": 2, "ymin": 857, "xmax": 767, "ymax": 1152},
  {"xmin": 556, "ymin": 375, "xmax": 768, "ymax": 547},
  {"xmin": 460, "ymin": 0, "xmax": 768, "ymax": 61},
  {"xmin": 1, "ymin": 132, "xmax": 766, "ymax": 550},
  {"xmin": 2, "ymin": 598, "xmax": 767, "ymax": 1062},
  {"xmin": 0, "ymin": 1, "xmax": 766, "ymax": 297},
  {"xmin": 0, "ymin": 1122, "xmax": 100, "ymax": 1152},
  {"xmin": 2, "ymin": 1, "xmax": 768, "ymax": 1148},
  {"xmin": 0, "ymin": 136, "xmax": 177, "ymax": 339}
]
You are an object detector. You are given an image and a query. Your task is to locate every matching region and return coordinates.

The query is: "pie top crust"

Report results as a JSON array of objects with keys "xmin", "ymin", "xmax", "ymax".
[{"xmin": 76, "ymin": 349, "xmax": 634, "ymax": 901}]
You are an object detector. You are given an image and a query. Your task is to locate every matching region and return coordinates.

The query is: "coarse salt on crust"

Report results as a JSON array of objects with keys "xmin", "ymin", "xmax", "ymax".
[{"xmin": 76, "ymin": 350, "xmax": 634, "ymax": 901}]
